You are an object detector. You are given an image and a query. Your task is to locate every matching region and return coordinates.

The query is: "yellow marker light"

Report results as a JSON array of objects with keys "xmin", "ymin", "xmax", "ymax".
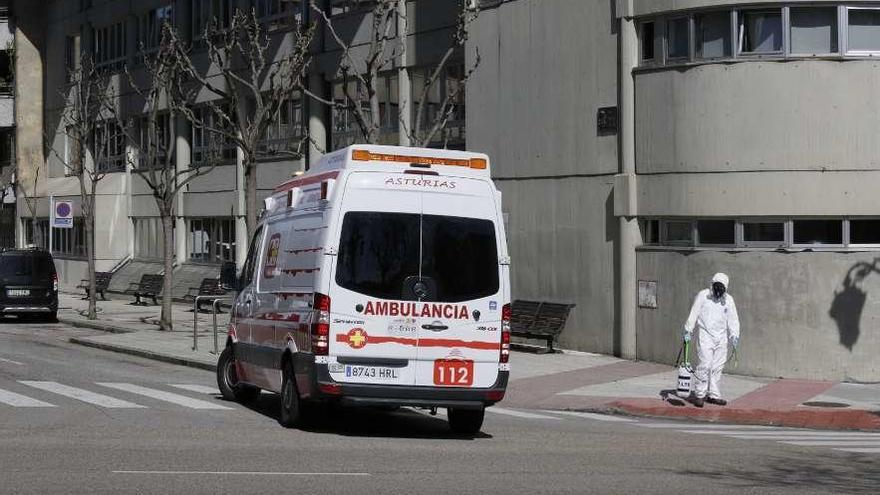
[{"xmin": 469, "ymin": 158, "xmax": 487, "ymax": 170}]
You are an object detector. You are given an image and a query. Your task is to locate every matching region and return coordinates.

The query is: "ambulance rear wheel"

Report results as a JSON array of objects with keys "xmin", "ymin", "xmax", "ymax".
[
  {"xmin": 279, "ymin": 360, "xmax": 302, "ymax": 428},
  {"xmin": 217, "ymin": 346, "xmax": 260, "ymax": 403},
  {"xmin": 448, "ymin": 407, "xmax": 485, "ymax": 435}
]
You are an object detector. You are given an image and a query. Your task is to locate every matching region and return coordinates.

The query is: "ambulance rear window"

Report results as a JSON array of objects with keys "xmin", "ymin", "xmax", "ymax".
[{"xmin": 336, "ymin": 212, "xmax": 499, "ymax": 303}]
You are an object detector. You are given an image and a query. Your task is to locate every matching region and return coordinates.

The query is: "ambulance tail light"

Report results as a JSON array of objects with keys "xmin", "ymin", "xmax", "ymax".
[
  {"xmin": 500, "ymin": 303, "xmax": 511, "ymax": 364},
  {"xmin": 311, "ymin": 293, "xmax": 331, "ymax": 355}
]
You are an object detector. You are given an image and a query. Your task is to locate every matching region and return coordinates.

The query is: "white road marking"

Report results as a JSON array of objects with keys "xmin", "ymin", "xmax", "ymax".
[
  {"xmin": 168, "ymin": 384, "xmax": 221, "ymax": 395},
  {"xmin": 486, "ymin": 407, "xmax": 562, "ymax": 420},
  {"xmin": 0, "ymin": 358, "xmax": 24, "ymax": 365},
  {"xmin": 728, "ymin": 435, "xmax": 880, "ymax": 441},
  {"xmin": 687, "ymin": 430, "xmax": 880, "ymax": 437},
  {"xmin": 0, "ymin": 387, "xmax": 55, "ymax": 407},
  {"xmin": 96, "ymin": 383, "xmax": 231, "ymax": 410},
  {"xmin": 541, "ymin": 410, "xmax": 635, "ymax": 422},
  {"xmin": 782, "ymin": 440, "xmax": 880, "ymax": 447},
  {"xmin": 111, "ymin": 471, "xmax": 371, "ymax": 476},
  {"xmin": 833, "ymin": 448, "xmax": 880, "ymax": 453},
  {"xmin": 19, "ymin": 381, "xmax": 145, "ymax": 408}
]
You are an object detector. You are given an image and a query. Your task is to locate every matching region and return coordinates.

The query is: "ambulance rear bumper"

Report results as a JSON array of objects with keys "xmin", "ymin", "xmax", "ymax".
[{"xmin": 303, "ymin": 359, "xmax": 508, "ymax": 409}]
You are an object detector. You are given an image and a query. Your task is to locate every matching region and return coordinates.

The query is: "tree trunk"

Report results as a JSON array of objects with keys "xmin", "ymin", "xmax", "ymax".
[
  {"xmin": 81, "ymin": 178, "xmax": 98, "ymax": 320},
  {"xmin": 244, "ymin": 154, "xmax": 257, "ymax": 237},
  {"xmin": 159, "ymin": 211, "xmax": 174, "ymax": 331}
]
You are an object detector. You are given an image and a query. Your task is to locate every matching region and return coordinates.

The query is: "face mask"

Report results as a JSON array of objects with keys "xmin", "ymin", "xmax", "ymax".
[{"xmin": 712, "ymin": 282, "xmax": 726, "ymax": 299}]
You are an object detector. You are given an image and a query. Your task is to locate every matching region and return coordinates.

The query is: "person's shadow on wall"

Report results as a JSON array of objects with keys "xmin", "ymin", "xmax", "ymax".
[{"xmin": 829, "ymin": 260, "xmax": 880, "ymax": 351}]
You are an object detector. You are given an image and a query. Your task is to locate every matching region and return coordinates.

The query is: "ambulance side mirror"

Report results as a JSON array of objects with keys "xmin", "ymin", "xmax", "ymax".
[{"xmin": 220, "ymin": 262, "xmax": 238, "ymax": 291}]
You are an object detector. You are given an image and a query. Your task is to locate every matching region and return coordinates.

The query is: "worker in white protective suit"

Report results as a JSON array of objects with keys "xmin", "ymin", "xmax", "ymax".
[{"xmin": 683, "ymin": 273, "xmax": 740, "ymax": 408}]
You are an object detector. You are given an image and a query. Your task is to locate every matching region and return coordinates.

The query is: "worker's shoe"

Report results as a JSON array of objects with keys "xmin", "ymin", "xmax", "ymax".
[
  {"xmin": 706, "ymin": 397, "xmax": 727, "ymax": 406},
  {"xmin": 693, "ymin": 396, "xmax": 704, "ymax": 408}
]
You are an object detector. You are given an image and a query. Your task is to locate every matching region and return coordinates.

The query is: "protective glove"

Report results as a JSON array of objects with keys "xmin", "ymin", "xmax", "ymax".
[
  {"xmin": 730, "ymin": 336, "xmax": 739, "ymax": 349},
  {"xmin": 683, "ymin": 329, "xmax": 691, "ymax": 343}
]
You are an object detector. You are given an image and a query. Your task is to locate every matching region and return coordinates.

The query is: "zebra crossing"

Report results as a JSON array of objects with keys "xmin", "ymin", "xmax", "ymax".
[
  {"xmin": 478, "ymin": 407, "xmax": 880, "ymax": 455},
  {"xmin": 0, "ymin": 380, "xmax": 227, "ymax": 411}
]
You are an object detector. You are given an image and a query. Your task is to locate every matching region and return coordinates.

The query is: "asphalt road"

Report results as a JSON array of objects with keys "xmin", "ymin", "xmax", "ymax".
[{"xmin": 0, "ymin": 319, "xmax": 878, "ymax": 495}]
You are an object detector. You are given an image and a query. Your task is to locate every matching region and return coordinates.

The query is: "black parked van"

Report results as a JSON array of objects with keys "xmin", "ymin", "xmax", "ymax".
[{"xmin": 0, "ymin": 249, "xmax": 59, "ymax": 322}]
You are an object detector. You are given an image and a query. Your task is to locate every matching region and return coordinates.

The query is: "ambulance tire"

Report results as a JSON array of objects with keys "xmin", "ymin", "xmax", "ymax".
[
  {"xmin": 448, "ymin": 407, "xmax": 485, "ymax": 435},
  {"xmin": 279, "ymin": 360, "xmax": 302, "ymax": 428},
  {"xmin": 217, "ymin": 346, "xmax": 260, "ymax": 403}
]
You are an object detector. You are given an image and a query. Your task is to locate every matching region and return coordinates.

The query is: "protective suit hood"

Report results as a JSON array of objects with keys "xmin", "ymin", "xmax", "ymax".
[{"xmin": 711, "ymin": 273, "xmax": 729, "ymax": 290}]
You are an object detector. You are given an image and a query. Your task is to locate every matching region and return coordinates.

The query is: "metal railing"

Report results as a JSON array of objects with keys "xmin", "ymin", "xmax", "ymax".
[{"xmin": 192, "ymin": 295, "xmax": 233, "ymax": 354}]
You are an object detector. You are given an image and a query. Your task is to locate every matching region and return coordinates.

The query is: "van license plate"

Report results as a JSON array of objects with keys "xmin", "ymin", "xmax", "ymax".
[
  {"xmin": 6, "ymin": 289, "xmax": 29, "ymax": 297},
  {"xmin": 345, "ymin": 365, "xmax": 399, "ymax": 379},
  {"xmin": 433, "ymin": 359, "xmax": 474, "ymax": 386}
]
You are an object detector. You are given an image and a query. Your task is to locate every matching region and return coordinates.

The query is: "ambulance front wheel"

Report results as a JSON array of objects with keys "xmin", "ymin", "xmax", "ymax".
[
  {"xmin": 448, "ymin": 407, "xmax": 485, "ymax": 435},
  {"xmin": 217, "ymin": 346, "xmax": 260, "ymax": 403},
  {"xmin": 279, "ymin": 360, "xmax": 302, "ymax": 428}
]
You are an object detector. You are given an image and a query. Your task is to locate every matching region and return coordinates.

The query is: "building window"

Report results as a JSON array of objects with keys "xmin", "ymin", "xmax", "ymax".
[
  {"xmin": 644, "ymin": 219, "xmax": 660, "ymax": 244},
  {"xmin": 640, "ymin": 21, "xmax": 655, "ymax": 63},
  {"xmin": 94, "ymin": 121, "xmax": 126, "ymax": 173},
  {"xmin": 258, "ymin": 97, "xmax": 303, "ymax": 159},
  {"xmin": 738, "ymin": 9, "xmax": 782, "ymax": 54},
  {"xmin": 24, "ymin": 219, "xmax": 49, "ymax": 250},
  {"xmin": 192, "ymin": 0, "xmax": 232, "ymax": 39},
  {"xmin": 191, "ymin": 105, "xmax": 237, "ymax": 165},
  {"xmin": 133, "ymin": 217, "xmax": 166, "ymax": 260},
  {"xmin": 848, "ymin": 219, "xmax": 880, "ymax": 245},
  {"xmin": 793, "ymin": 219, "xmax": 842, "ymax": 245},
  {"xmin": 138, "ymin": 113, "xmax": 172, "ymax": 168},
  {"xmin": 847, "ymin": 7, "xmax": 880, "ymax": 54},
  {"xmin": 138, "ymin": 5, "xmax": 174, "ymax": 56},
  {"xmin": 254, "ymin": 0, "xmax": 300, "ymax": 29},
  {"xmin": 64, "ymin": 35, "xmax": 81, "ymax": 82},
  {"xmin": 330, "ymin": 0, "xmax": 372, "ymax": 16},
  {"xmin": 696, "ymin": 220, "xmax": 735, "ymax": 245},
  {"xmin": 663, "ymin": 220, "xmax": 693, "ymax": 245},
  {"xmin": 666, "ymin": 17, "xmax": 690, "ymax": 59},
  {"xmin": 188, "ymin": 217, "xmax": 236, "ymax": 263},
  {"xmin": 742, "ymin": 221, "xmax": 785, "ymax": 246},
  {"xmin": 695, "ymin": 11, "xmax": 731, "ymax": 59},
  {"xmin": 790, "ymin": 7, "xmax": 838, "ymax": 55},
  {"xmin": 93, "ymin": 21, "xmax": 127, "ymax": 71},
  {"xmin": 24, "ymin": 218, "xmax": 86, "ymax": 258}
]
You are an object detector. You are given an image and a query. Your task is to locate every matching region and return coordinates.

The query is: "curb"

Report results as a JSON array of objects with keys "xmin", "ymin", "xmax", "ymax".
[
  {"xmin": 58, "ymin": 317, "xmax": 135, "ymax": 335},
  {"xmin": 579, "ymin": 402, "xmax": 880, "ymax": 432},
  {"xmin": 69, "ymin": 337, "xmax": 217, "ymax": 372}
]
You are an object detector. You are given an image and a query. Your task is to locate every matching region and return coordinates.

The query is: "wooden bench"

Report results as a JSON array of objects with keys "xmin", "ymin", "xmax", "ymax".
[
  {"xmin": 509, "ymin": 300, "xmax": 576, "ymax": 353},
  {"xmin": 184, "ymin": 278, "xmax": 226, "ymax": 312},
  {"xmin": 125, "ymin": 274, "xmax": 164, "ymax": 306},
  {"xmin": 77, "ymin": 271, "xmax": 113, "ymax": 300}
]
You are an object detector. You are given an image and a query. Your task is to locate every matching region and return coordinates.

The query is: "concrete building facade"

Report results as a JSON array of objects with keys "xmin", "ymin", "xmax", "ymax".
[{"xmin": 11, "ymin": 0, "xmax": 880, "ymax": 380}]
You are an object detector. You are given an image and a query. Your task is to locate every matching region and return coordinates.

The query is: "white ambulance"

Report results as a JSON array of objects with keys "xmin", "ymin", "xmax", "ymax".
[{"xmin": 217, "ymin": 144, "xmax": 511, "ymax": 434}]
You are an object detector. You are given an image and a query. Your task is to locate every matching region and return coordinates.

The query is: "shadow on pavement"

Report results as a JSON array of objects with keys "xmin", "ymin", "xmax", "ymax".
[
  {"xmin": 236, "ymin": 392, "xmax": 492, "ymax": 441},
  {"xmin": 679, "ymin": 452, "xmax": 880, "ymax": 494}
]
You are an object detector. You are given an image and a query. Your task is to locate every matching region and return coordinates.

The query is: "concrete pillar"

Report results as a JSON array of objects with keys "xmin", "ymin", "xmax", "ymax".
[
  {"xmin": 175, "ymin": 115, "xmax": 191, "ymax": 263},
  {"xmin": 235, "ymin": 135, "xmax": 247, "ymax": 270},
  {"xmin": 617, "ymin": 13, "xmax": 640, "ymax": 360},
  {"xmin": 397, "ymin": 0, "xmax": 411, "ymax": 146}
]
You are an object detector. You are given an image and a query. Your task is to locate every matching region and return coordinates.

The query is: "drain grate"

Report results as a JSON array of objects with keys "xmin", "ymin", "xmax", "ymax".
[{"xmin": 802, "ymin": 401, "xmax": 850, "ymax": 408}]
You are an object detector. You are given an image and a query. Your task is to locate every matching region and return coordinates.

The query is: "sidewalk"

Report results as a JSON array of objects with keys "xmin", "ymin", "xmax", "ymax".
[{"xmin": 58, "ymin": 293, "xmax": 880, "ymax": 431}]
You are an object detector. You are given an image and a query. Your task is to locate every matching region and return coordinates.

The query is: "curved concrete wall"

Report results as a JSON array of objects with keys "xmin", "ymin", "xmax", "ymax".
[
  {"xmin": 637, "ymin": 250, "xmax": 880, "ymax": 381},
  {"xmin": 636, "ymin": 61, "xmax": 880, "ymax": 175}
]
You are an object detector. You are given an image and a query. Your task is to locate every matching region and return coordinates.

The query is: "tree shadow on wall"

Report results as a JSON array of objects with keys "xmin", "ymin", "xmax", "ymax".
[{"xmin": 829, "ymin": 259, "xmax": 880, "ymax": 351}]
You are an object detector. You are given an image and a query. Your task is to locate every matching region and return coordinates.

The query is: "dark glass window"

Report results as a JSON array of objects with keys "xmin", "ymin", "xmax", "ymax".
[
  {"xmin": 664, "ymin": 221, "xmax": 692, "ymax": 244},
  {"xmin": 743, "ymin": 222, "xmax": 785, "ymax": 244},
  {"xmin": 242, "ymin": 226, "xmax": 263, "ymax": 287},
  {"xmin": 696, "ymin": 11, "xmax": 731, "ymax": 58},
  {"xmin": 641, "ymin": 22, "xmax": 655, "ymax": 61},
  {"xmin": 849, "ymin": 219, "xmax": 880, "ymax": 244},
  {"xmin": 739, "ymin": 10, "xmax": 783, "ymax": 53},
  {"xmin": 697, "ymin": 220, "xmax": 735, "ymax": 245},
  {"xmin": 793, "ymin": 220, "xmax": 842, "ymax": 244},
  {"xmin": 667, "ymin": 17, "xmax": 690, "ymax": 58},
  {"xmin": 336, "ymin": 212, "xmax": 499, "ymax": 302}
]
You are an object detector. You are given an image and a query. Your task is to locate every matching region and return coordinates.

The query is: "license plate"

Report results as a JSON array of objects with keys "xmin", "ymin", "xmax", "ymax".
[
  {"xmin": 6, "ymin": 289, "xmax": 29, "ymax": 297},
  {"xmin": 344, "ymin": 365, "xmax": 399, "ymax": 380},
  {"xmin": 433, "ymin": 359, "xmax": 474, "ymax": 386}
]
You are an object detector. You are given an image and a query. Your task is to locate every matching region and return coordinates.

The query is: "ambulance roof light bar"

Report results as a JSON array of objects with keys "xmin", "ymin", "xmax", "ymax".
[{"xmin": 351, "ymin": 149, "xmax": 487, "ymax": 170}]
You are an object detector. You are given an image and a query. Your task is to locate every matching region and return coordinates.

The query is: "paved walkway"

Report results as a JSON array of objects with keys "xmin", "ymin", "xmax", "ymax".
[{"xmin": 57, "ymin": 293, "xmax": 880, "ymax": 430}]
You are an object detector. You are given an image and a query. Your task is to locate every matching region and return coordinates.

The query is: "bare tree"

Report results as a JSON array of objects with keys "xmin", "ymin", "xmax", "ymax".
[
  {"xmin": 308, "ymin": 0, "xmax": 479, "ymax": 147},
  {"xmin": 49, "ymin": 57, "xmax": 127, "ymax": 320},
  {"xmin": 179, "ymin": 8, "xmax": 314, "ymax": 238},
  {"xmin": 121, "ymin": 24, "xmax": 221, "ymax": 331}
]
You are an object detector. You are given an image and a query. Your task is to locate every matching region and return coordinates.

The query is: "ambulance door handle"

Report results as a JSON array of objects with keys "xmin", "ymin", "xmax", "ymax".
[{"xmin": 422, "ymin": 324, "xmax": 448, "ymax": 331}]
